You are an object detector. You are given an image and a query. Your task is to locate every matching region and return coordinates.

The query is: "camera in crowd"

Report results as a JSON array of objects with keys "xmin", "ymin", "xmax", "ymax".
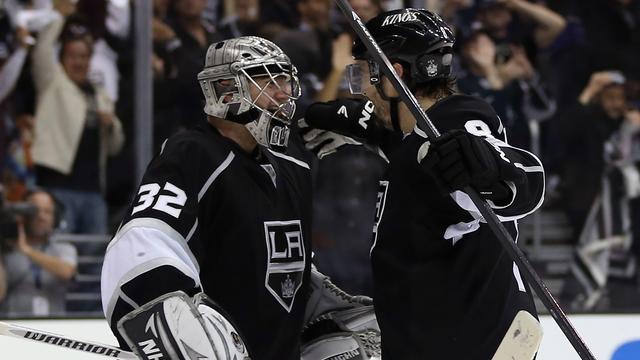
[{"xmin": 0, "ymin": 186, "xmax": 37, "ymax": 248}]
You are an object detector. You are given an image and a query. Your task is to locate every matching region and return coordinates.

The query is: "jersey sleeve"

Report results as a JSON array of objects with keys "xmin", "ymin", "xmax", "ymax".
[
  {"xmin": 101, "ymin": 135, "xmax": 230, "ymax": 349},
  {"xmin": 424, "ymin": 95, "xmax": 545, "ymax": 221},
  {"xmin": 458, "ymin": 115, "xmax": 544, "ymax": 221},
  {"xmin": 481, "ymin": 135, "xmax": 544, "ymax": 220}
]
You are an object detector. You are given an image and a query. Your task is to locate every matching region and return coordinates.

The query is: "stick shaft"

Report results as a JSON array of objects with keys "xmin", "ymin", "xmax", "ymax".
[
  {"xmin": 0, "ymin": 321, "xmax": 136, "ymax": 359},
  {"xmin": 334, "ymin": 4, "xmax": 596, "ymax": 360}
]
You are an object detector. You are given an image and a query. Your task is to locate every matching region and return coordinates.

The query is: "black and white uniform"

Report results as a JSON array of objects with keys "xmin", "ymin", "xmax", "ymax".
[
  {"xmin": 371, "ymin": 95, "xmax": 545, "ymax": 360},
  {"xmin": 101, "ymin": 123, "xmax": 313, "ymax": 360}
]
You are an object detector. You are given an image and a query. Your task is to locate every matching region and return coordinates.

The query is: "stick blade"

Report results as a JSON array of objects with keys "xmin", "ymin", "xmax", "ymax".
[{"xmin": 492, "ymin": 310, "xmax": 543, "ymax": 360}]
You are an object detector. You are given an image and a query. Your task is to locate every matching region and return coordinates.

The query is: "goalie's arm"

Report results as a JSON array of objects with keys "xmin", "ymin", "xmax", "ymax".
[{"xmin": 101, "ymin": 226, "xmax": 202, "ymax": 349}]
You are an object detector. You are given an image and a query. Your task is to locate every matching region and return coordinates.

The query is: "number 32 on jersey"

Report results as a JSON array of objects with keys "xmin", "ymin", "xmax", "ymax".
[{"xmin": 131, "ymin": 182, "xmax": 187, "ymax": 218}]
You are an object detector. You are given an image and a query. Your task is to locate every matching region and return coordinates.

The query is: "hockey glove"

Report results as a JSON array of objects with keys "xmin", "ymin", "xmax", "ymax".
[
  {"xmin": 304, "ymin": 266, "xmax": 373, "ymax": 325},
  {"xmin": 304, "ymin": 98, "xmax": 390, "ymax": 145},
  {"xmin": 117, "ymin": 291, "xmax": 250, "ymax": 360},
  {"xmin": 298, "ymin": 118, "xmax": 363, "ymax": 159},
  {"xmin": 303, "ymin": 267, "xmax": 379, "ymax": 360},
  {"xmin": 419, "ymin": 130, "xmax": 526, "ymax": 204}
]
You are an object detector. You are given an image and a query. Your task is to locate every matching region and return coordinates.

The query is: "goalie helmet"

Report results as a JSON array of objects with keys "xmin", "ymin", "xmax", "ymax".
[
  {"xmin": 198, "ymin": 36, "xmax": 301, "ymax": 149},
  {"xmin": 352, "ymin": 8, "xmax": 455, "ymax": 86}
]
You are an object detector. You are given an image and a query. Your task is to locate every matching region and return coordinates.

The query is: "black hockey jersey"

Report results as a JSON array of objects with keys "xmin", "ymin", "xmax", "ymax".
[
  {"xmin": 371, "ymin": 94, "xmax": 545, "ymax": 360},
  {"xmin": 101, "ymin": 123, "xmax": 313, "ymax": 360}
]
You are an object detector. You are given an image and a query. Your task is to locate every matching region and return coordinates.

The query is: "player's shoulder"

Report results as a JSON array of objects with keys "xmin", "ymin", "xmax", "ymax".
[
  {"xmin": 158, "ymin": 124, "xmax": 234, "ymax": 164},
  {"xmin": 426, "ymin": 94, "xmax": 501, "ymax": 131}
]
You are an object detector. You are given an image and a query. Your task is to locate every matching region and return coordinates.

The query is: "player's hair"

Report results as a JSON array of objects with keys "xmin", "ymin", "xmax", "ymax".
[{"xmin": 401, "ymin": 63, "xmax": 457, "ymax": 99}]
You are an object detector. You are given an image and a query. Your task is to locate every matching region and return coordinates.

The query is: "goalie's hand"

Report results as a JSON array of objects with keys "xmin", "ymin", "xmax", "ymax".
[
  {"xmin": 117, "ymin": 291, "xmax": 250, "ymax": 360},
  {"xmin": 305, "ymin": 98, "xmax": 390, "ymax": 145},
  {"xmin": 418, "ymin": 130, "xmax": 525, "ymax": 204},
  {"xmin": 298, "ymin": 118, "xmax": 363, "ymax": 159},
  {"xmin": 304, "ymin": 266, "xmax": 373, "ymax": 325}
]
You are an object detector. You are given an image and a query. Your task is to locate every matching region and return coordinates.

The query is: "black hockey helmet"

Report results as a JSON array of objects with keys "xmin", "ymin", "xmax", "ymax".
[{"xmin": 352, "ymin": 8, "xmax": 455, "ymax": 85}]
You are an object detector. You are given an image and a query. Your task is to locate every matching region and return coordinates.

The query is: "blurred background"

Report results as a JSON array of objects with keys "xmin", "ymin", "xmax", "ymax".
[{"xmin": 0, "ymin": 0, "xmax": 639, "ymax": 357}]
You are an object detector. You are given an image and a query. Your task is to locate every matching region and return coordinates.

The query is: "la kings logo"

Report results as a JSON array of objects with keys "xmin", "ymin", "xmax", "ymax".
[
  {"xmin": 382, "ymin": 11, "xmax": 418, "ymax": 26},
  {"xmin": 264, "ymin": 220, "xmax": 306, "ymax": 312},
  {"xmin": 426, "ymin": 59, "xmax": 438, "ymax": 77}
]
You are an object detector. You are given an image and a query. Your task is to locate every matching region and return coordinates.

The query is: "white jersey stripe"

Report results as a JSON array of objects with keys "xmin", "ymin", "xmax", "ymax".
[
  {"xmin": 514, "ymin": 163, "xmax": 544, "ymax": 172},
  {"xmin": 199, "ymin": 151, "xmax": 235, "ymax": 201},
  {"xmin": 186, "ymin": 218, "xmax": 198, "ymax": 242},
  {"xmin": 267, "ymin": 149, "xmax": 310, "ymax": 169},
  {"xmin": 107, "ymin": 217, "xmax": 201, "ymax": 274}
]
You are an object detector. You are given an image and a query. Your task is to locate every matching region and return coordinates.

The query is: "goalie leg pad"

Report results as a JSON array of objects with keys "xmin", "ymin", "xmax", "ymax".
[
  {"xmin": 302, "ymin": 333, "xmax": 373, "ymax": 360},
  {"xmin": 303, "ymin": 305, "xmax": 380, "ymax": 360},
  {"xmin": 117, "ymin": 291, "xmax": 250, "ymax": 360}
]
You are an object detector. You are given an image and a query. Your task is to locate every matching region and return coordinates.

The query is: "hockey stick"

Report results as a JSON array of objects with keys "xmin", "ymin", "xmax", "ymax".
[
  {"xmin": 0, "ymin": 321, "xmax": 136, "ymax": 359},
  {"xmin": 333, "ymin": 4, "xmax": 596, "ymax": 360},
  {"xmin": 492, "ymin": 310, "xmax": 543, "ymax": 360}
]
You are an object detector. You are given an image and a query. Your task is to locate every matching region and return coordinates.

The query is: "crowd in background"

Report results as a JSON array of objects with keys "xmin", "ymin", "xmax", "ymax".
[{"xmin": 0, "ymin": 0, "xmax": 639, "ymax": 317}]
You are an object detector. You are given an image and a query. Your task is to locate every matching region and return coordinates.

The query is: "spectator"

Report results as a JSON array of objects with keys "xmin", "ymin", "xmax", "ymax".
[
  {"xmin": 456, "ymin": 29, "xmax": 543, "ymax": 149},
  {"xmin": 31, "ymin": 2, "xmax": 124, "ymax": 235},
  {"xmin": 554, "ymin": 70, "xmax": 634, "ymax": 235},
  {"xmin": 150, "ymin": 0, "xmax": 183, "ymax": 150},
  {"xmin": 571, "ymin": 0, "xmax": 640, "ymax": 81},
  {"xmin": 1, "ymin": 25, "xmax": 32, "ymax": 185},
  {"xmin": 0, "ymin": 189, "xmax": 77, "ymax": 317},
  {"xmin": 350, "ymin": 0, "xmax": 383, "ymax": 22},
  {"xmin": 425, "ymin": 0, "xmax": 474, "ymax": 32},
  {"xmin": 313, "ymin": 33, "xmax": 354, "ymax": 102},
  {"xmin": 474, "ymin": 0, "xmax": 567, "ymax": 52},
  {"xmin": 0, "ymin": 7, "xmax": 36, "ymax": 203},
  {"xmin": 76, "ymin": 0, "xmax": 131, "ymax": 104},
  {"xmin": 0, "ymin": 26, "xmax": 30, "ymax": 107},
  {"xmin": 168, "ymin": 0, "xmax": 223, "ymax": 129},
  {"xmin": 3, "ymin": 113, "xmax": 36, "ymax": 203},
  {"xmin": 218, "ymin": 0, "xmax": 263, "ymax": 39},
  {"xmin": 274, "ymin": 0, "xmax": 352, "ymax": 116},
  {"xmin": 312, "ymin": 0, "xmax": 383, "ymax": 102}
]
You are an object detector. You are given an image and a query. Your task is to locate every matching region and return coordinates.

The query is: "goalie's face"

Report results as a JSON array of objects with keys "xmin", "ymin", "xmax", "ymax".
[
  {"xmin": 248, "ymin": 74, "xmax": 295, "ymax": 118},
  {"xmin": 239, "ymin": 63, "xmax": 300, "ymax": 124}
]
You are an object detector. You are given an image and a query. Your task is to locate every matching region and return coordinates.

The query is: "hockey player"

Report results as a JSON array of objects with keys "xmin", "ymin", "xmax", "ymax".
[
  {"xmin": 101, "ymin": 36, "xmax": 378, "ymax": 360},
  {"xmin": 321, "ymin": 8, "xmax": 545, "ymax": 360}
]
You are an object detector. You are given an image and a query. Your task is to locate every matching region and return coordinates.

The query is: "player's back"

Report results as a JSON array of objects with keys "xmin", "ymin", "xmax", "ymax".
[{"xmin": 370, "ymin": 95, "xmax": 539, "ymax": 359}]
